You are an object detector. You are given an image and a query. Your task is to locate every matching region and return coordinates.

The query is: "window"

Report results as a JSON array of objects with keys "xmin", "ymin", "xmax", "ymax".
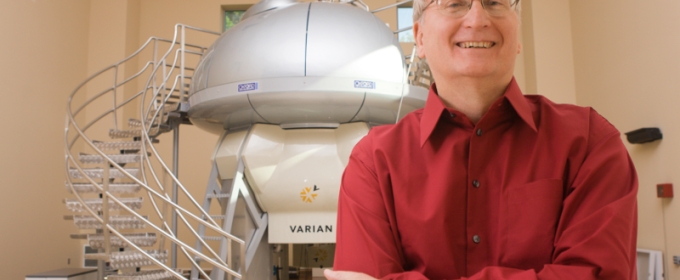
[
  {"xmin": 224, "ymin": 10, "xmax": 246, "ymax": 32},
  {"xmin": 397, "ymin": 7, "xmax": 414, "ymax": 43}
]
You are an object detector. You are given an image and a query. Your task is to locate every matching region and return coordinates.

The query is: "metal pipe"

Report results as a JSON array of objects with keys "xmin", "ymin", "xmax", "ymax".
[
  {"xmin": 71, "ymin": 61, "xmax": 154, "ymax": 119},
  {"xmin": 102, "ymin": 163, "xmax": 111, "ymax": 255},
  {"xmin": 181, "ymin": 25, "xmax": 186, "ymax": 104},
  {"xmin": 112, "ymin": 66, "xmax": 119, "ymax": 130},
  {"xmin": 171, "ymin": 121, "xmax": 179, "ymax": 269},
  {"xmin": 393, "ymin": 26, "xmax": 413, "ymax": 34},
  {"xmin": 352, "ymin": 0, "xmax": 370, "ymax": 11},
  {"xmin": 65, "ymin": 32, "xmax": 200, "ymax": 119},
  {"xmin": 67, "ymin": 85, "xmax": 155, "ymax": 150}
]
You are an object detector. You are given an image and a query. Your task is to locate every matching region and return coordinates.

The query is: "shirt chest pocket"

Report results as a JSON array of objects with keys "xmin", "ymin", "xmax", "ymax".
[{"xmin": 500, "ymin": 178, "xmax": 564, "ymax": 271}]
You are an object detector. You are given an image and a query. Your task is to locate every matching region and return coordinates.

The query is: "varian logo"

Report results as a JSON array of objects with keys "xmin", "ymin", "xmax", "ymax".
[{"xmin": 300, "ymin": 185, "xmax": 320, "ymax": 203}]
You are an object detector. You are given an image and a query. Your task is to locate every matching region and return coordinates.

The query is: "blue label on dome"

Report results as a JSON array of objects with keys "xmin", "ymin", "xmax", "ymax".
[
  {"xmin": 354, "ymin": 80, "xmax": 375, "ymax": 89},
  {"xmin": 238, "ymin": 82, "xmax": 258, "ymax": 92}
]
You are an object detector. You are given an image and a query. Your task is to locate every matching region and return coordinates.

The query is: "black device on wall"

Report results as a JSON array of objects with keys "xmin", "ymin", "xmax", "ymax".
[{"xmin": 624, "ymin": 127, "xmax": 662, "ymax": 144}]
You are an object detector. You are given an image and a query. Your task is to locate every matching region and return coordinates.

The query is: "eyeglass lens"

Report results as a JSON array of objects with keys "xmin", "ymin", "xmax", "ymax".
[{"xmin": 435, "ymin": 0, "xmax": 518, "ymax": 17}]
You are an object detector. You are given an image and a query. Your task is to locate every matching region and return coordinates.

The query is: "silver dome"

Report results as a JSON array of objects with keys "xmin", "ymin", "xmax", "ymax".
[{"xmin": 188, "ymin": 1, "xmax": 427, "ymax": 133}]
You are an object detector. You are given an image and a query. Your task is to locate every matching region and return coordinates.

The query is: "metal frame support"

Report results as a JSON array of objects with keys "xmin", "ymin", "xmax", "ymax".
[
  {"xmin": 170, "ymin": 116, "xmax": 181, "ymax": 269},
  {"xmin": 191, "ymin": 128, "xmax": 269, "ymax": 280}
]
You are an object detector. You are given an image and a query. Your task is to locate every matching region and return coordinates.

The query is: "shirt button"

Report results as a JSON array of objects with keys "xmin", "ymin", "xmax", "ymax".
[
  {"xmin": 476, "ymin": 129, "xmax": 483, "ymax": 136},
  {"xmin": 472, "ymin": 180, "xmax": 480, "ymax": 188},
  {"xmin": 449, "ymin": 112, "xmax": 456, "ymax": 118},
  {"xmin": 473, "ymin": 235, "xmax": 481, "ymax": 244}
]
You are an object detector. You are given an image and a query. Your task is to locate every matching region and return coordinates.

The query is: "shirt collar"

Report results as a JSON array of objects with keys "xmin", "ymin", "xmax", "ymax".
[{"xmin": 419, "ymin": 77, "xmax": 537, "ymax": 147}]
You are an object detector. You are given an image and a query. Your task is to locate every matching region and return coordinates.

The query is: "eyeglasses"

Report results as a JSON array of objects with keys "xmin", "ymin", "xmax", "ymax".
[{"xmin": 427, "ymin": 0, "xmax": 519, "ymax": 18}]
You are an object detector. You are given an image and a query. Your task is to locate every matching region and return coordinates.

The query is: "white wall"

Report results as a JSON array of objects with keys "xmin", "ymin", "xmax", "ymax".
[
  {"xmin": 570, "ymin": 1, "xmax": 680, "ymax": 278},
  {"xmin": 520, "ymin": 0, "xmax": 576, "ymax": 104},
  {"xmin": 0, "ymin": 1, "xmax": 90, "ymax": 279}
]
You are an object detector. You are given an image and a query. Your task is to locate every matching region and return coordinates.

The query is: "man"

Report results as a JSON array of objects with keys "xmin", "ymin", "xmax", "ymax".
[{"xmin": 325, "ymin": 0, "xmax": 638, "ymax": 279}]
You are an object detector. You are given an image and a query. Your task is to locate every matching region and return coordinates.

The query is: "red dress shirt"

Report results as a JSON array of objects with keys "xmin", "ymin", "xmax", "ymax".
[{"xmin": 334, "ymin": 78, "xmax": 638, "ymax": 279}]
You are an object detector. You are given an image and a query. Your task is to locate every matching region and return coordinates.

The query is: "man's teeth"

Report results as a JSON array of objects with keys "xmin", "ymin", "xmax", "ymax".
[{"xmin": 458, "ymin": 42, "xmax": 493, "ymax": 48}]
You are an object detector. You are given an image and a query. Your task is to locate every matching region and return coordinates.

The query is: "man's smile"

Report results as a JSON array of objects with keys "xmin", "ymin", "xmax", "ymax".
[{"xmin": 456, "ymin": 41, "xmax": 496, "ymax": 48}]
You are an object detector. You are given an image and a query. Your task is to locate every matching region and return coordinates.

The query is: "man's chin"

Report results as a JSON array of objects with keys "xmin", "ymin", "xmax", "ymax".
[{"xmin": 440, "ymin": 68, "xmax": 498, "ymax": 79}]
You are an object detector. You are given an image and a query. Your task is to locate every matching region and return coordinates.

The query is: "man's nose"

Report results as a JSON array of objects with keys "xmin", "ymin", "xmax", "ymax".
[{"xmin": 462, "ymin": 1, "xmax": 491, "ymax": 28}]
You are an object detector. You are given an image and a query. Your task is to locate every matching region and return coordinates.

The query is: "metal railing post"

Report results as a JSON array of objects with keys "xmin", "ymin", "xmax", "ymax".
[{"xmin": 171, "ymin": 119, "xmax": 180, "ymax": 269}]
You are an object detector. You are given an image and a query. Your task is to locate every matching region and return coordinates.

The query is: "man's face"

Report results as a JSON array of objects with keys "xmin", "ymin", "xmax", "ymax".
[{"xmin": 414, "ymin": 1, "xmax": 521, "ymax": 81}]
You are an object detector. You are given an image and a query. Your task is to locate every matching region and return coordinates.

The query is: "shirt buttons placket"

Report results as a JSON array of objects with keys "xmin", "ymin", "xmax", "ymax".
[{"xmin": 470, "ymin": 128, "xmax": 483, "ymax": 252}]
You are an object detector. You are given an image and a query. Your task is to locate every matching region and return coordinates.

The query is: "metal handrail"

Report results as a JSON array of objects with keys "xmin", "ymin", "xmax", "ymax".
[{"xmin": 136, "ymin": 25, "xmax": 223, "ymax": 229}]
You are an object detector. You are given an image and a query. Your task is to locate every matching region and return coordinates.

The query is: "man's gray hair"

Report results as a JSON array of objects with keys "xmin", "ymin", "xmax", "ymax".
[
  {"xmin": 412, "ymin": 0, "xmax": 431, "ymax": 23},
  {"xmin": 412, "ymin": 0, "xmax": 521, "ymax": 23}
]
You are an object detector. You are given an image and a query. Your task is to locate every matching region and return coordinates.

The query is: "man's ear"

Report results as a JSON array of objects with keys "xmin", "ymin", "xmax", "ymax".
[
  {"xmin": 414, "ymin": 21, "xmax": 426, "ymax": 59},
  {"xmin": 517, "ymin": 42, "xmax": 522, "ymax": 54}
]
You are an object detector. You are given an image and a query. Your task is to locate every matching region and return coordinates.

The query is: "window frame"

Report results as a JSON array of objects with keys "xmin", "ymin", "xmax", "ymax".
[
  {"xmin": 222, "ymin": 5, "xmax": 252, "ymax": 32},
  {"xmin": 396, "ymin": 3, "xmax": 415, "ymax": 43}
]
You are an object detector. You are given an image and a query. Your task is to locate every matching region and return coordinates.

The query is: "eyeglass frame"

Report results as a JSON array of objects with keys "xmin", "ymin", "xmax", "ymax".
[{"xmin": 424, "ymin": 0, "xmax": 521, "ymax": 18}]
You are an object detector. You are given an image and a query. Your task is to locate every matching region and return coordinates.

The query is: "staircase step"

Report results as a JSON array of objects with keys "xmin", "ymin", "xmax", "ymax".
[
  {"xmin": 83, "ymin": 253, "xmax": 109, "ymax": 261},
  {"xmin": 68, "ymin": 168, "xmax": 139, "ymax": 179},
  {"xmin": 156, "ymin": 99, "xmax": 178, "ymax": 106},
  {"xmin": 163, "ymin": 87, "xmax": 184, "ymax": 94},
  {"xmin": 206, "ymin": 193, "xmax": 230, "ymax": 199},
  {"xmin": 86, "ymin": 233, "xmax": 157, "ymax": 249},
  {"xmin": 106, "ymin": 268, "xmax": 181, "ymax": 280},
  {"xmin": 128, "ymin": 118, "xmax": 144, "ymax": 128},
  {"xmin": 72, "ymin": 215, "xmax": 148, "ymax": 229},
  {"xmin": 147, "ymin": 105, "xmax": 177, "ymax": 119},
  {"xmin": 109, "ymin": 129, "xmax": 142, "ymax": 139},
  {"xmin": 155, "ymin": 98, "xmax": 182, "ymax": 107},
  {"xmin": 65, "ymin": 197, "xmax": 143, "ymax": 212},
  {"xmin": 127, "ymin": 118, "xmax": 166, "ymax": 130},
  {"xmin": 152, "ymin": 103, "xmax": 177, "ymax": 113},
  {"xmin": 200, "ymin": 236, "xmax": 222, "ymax": 241},
  {"xmin": 109, "ymin": 127, "xmax": 162, "ymax": 139},
  {"xmin": 78, "ymin": 153, "xmax": 142, "ymax": 164},
  {"xmin": 108, "ymin": 250, "xmax": 168, "ymax": 269},
  {"xmin": 65, "ymin": 182, "xmax": 141, "ymax": 194},
  {"xmin": 165, "ymin": 63, "xmax": 195, "ymax": 72},
  {"xmin": 93, "ymin": 141, "xmax": 142, "ymax": 151}
]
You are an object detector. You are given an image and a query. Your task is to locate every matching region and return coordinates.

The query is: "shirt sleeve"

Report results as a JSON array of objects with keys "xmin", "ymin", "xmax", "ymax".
[
  {"xmin": 333, "ymin": 134, "xmax": 430, "ymax": 280},
  {"xmin": 460, "ymin": 110, "xmax": 638, "ymax": 280}
]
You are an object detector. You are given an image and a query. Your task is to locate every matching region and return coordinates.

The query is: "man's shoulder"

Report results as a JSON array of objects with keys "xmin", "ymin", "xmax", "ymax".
[
  {"xmin": 371, "ymin": 108, "xmax": 424, "ymax": 137},
  {"xmin": 354, "ymin": 109, "xmax": 424, "ymax": 152},
  {"xmin": 526, "ymin": 95, "xmax": 620, "ymax": 143},
  {"xmin": 526, "ymin": 94, "xmax": 588, "ymax": 118}
]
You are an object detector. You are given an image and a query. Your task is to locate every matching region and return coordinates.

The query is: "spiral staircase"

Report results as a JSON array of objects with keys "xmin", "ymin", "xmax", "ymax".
[{"xmin": 63, "ymin": 24, "xmax": 246, "ymax": 279}]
